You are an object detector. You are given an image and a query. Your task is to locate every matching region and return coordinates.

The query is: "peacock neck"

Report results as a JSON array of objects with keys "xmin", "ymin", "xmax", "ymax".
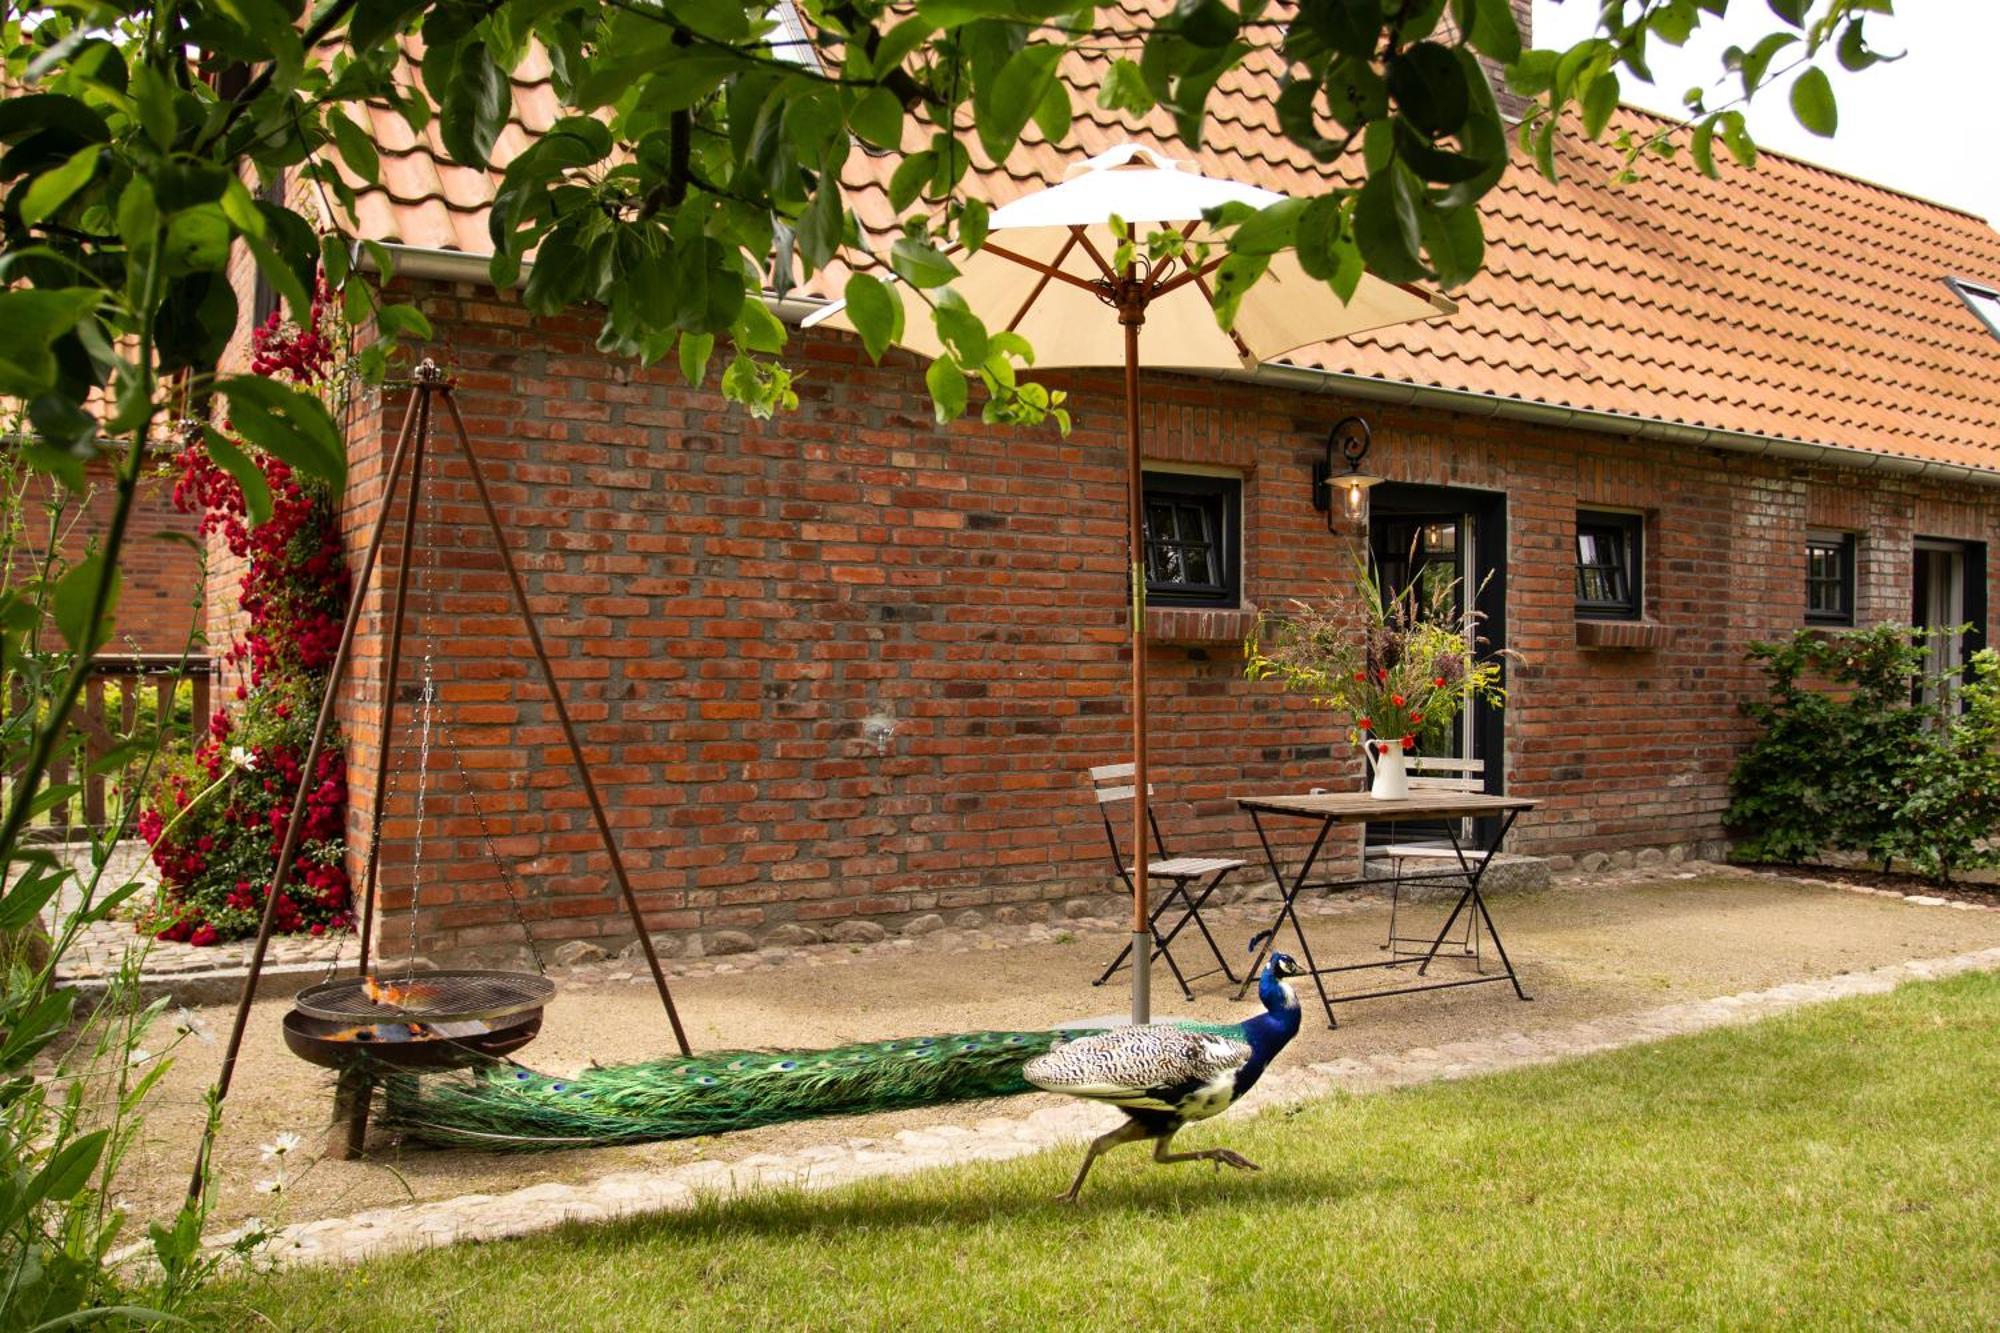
[{"xmin": 1241, "ymin": 973, "xmax": 1302, "ymax": 1065}]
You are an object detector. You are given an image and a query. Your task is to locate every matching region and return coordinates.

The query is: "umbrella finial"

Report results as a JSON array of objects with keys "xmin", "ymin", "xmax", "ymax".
[{"xmin": 1065, "ymin": 143, "xmax": 1191, "ymax": 180}]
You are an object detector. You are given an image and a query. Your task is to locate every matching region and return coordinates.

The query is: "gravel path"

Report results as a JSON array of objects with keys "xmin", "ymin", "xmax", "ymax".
[{"xmin": 97, "ymin": 865, "xmax": 2000, "ymax": 1266}]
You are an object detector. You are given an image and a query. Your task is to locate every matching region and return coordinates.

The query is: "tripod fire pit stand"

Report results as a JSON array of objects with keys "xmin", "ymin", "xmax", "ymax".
[{"xmin": 189, "ymin": 361, "xmax": 692, "ymax": 1189}]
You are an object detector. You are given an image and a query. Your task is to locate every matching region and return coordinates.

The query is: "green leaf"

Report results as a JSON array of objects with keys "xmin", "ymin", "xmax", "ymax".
[
  {"xmin": 163, "ymin": 204, "xmax": 231, "ymax": 275},
  {"xmin": 843, "ymin": 272, "xmax": 903, "ymax": 363},
  {"xmin": 1580, "ymin": 69, "xmax": 1620, "ymax": 139},
  {"xmin": 1208, "ymin": 251, "xmax": 1269, "ymax": 330},
  {"xmin": 30, "ymin": 1130, "xmax": 108, "ymax": 1206},
  {"xmin": 52, "ymin": 553, "xmax": 116, "ymax": 655},
  {"xmin": 888, "ymin": 151, "xmax": 937, "ymax": 211},
  {"xmin": 375, "ymin": 302, "xmax": 433, "ymax": 342},
  {"xmin": 889, "ymin": 237, "xmax": 958, "ymax": 288},
  {"xmin": 1099, "ymin": 58, "xmax": 1155, "ymax": 114},
  {"xmin": 216, "ymin": 376, "xmax": 346, "ymax": 489},
  {"xmin": 243, "ymin": 233, "xmax": 310, "ymax": 325},
  {"xmin": 20, "ymin": 147, "xmax": 100, "ymax": 226},
  {"xmin": 0, "ymin": 288, "xmax": 98, "ymax": 399},
  {"xmin": 1689, "ymin": 118, "xmax": 1719, "ymax": 178},
  {"xmin": 924, "ymin": 354, "xmax": 968, "ymax": 423},
  {"xmin": 439, "ymin": 40, "xmax": 510, "ymax": 170},
  {"xmin": 796, "ymin": 169, "xmax": 844, "ymax": 275},
  {"xmin": 933, "ymin": 292, "xmax": 988, "ymax": 364},
  {"xmin": 1385, "ymin": 42, "xmax": 1469, "ymax": 136},
  {"xmin": 328, "ymin": 110, "xmax": 381, "ymax": 186},
  {"xmin": 1766, "ymin": 0, "xmax": 1808, "ymax": 27},
  {"xmin": 850, "ymin": 87, "xmax": 904, "ymax": 152},
  {"xmin": 1734, "ymin": 31, "xmax": 1798, "ymax": 95},
  {"xmin": 129, "ymin": 62, "xmax": 179, "ymax": 150},
  {"xmin": 977, "ymin": 44, "xmax": 1062, "ymax": 165},
  {"xmin": 1837, "ymin": 20, "xmax": 1882, "ymax": 73},
  {"xmin": 1463, "ymin": 0, "xmax": 1521, "ymax": 63},
  {"xmin": 1352, "ymin": 165, "xmax": 1425, "ymax": 283},
  {"xmin": 1418, "ymin": 200, "xmax": 1484, "ymax": 288},
  {"xmin": 958, "ymin": 198, "xmax": 990, "ymax": 254},
  {"xmin": 1789, "ymin": 66, "xmax": 1837, "ymax": 137},
  {"xmin": 679, "ymin": 331, "xmax": 715, "ymax": 387},
  {"xmin": 733, "ymin": 298, "xmax": 787, "ymax": 354}
]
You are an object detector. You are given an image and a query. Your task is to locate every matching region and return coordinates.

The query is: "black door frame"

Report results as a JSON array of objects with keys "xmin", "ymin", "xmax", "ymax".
[{"xmin": 1367, "ymin": 483, "xmax": 1508, "ymax": 832}]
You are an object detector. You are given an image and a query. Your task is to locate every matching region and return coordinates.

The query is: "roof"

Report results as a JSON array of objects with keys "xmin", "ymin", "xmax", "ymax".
[{"xmin": 339, "ymin": 7, "xmax": 2000, "ymax": 474}]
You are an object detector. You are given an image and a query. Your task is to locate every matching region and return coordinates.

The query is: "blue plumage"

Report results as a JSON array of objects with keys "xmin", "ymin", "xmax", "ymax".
[{"xmin": 1024, "ymin": 951, "xmax": 1307, "ymax": 1201}]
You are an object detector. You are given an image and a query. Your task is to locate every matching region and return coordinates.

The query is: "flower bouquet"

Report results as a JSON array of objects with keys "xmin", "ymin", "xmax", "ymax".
[{"xmin": 1244, "ymin": 559, "xmax": 1507, "ymax": 798}]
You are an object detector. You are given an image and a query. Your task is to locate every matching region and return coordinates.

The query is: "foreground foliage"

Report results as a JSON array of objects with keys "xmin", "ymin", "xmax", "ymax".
[
  {"xmin": 1727, "ymin": 625, "xmax": 2000, "ymax": 883},
  {"xmin": 226, "ymin": 970, "xmax": 2000, "ymax": 1330}
]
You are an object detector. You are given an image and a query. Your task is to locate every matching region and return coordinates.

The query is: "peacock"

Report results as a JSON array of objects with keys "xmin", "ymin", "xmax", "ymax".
[
  {"xmin": 380, "ymin": 1028, "xmax": 1101, "ymax": 1149},
  {"xmin": 1022, "ymin": 945, "xmax": 1307, "ymax": 1202}
]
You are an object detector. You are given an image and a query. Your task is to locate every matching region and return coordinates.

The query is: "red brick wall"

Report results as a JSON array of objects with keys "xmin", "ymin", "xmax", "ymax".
[
  {"xmin": 14, "ymin": 457, "xmax": 201, "ymax": 655},
  {"xmin": 307, "ymin": 277, "xmax": 2000, "ymax": 961}
]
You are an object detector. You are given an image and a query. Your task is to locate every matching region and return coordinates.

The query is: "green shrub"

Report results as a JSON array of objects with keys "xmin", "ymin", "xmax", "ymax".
[{"xmin": 1728, "ymin": 625, "xmax": 2000, "ymax": 883}]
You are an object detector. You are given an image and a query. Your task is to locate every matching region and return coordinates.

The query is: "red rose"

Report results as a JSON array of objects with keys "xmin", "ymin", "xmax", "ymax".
[
  {"xmin": 1357, "ymin": 717, "xmax": 1372, "ymax": 730},
  {"xmin": 1401, "ymin": 735, "xmax": 1416, "ymax": 750},
  {"xmin": 1434, "ymin": 676, "xmax": 1446, "ymax": 687},
  {"xmin": 1391, "ymin": 694, "xmax": 1405, "ymax": 708},
  {"xmin": 190, "ymin": 923, "xmax": 220, "ymax": 947}
]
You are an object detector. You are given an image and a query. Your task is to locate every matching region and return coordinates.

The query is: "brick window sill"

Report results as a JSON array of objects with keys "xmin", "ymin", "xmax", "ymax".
[
  {"xmin": 1146, "ymin": 603, "xmax": 1259, "ymax": 645},
  {"xmin": 1576, "ymin": 618, "xmax": 1675, "ymax": 650}
]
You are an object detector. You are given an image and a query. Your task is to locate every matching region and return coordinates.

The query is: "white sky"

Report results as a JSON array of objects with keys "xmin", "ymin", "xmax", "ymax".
[{"xmin": 1533, "ymin": 0, "xmax": 2000, "ymax": 226}]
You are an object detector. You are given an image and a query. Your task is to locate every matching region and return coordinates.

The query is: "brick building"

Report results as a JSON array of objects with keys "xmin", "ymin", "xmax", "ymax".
[{"xmin": 224, "ymin": 11, "xmax": 2000, "ymax": 963}]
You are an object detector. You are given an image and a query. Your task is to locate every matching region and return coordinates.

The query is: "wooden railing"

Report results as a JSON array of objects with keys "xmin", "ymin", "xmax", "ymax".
[{"xmin": 12, "ymin": 654, "xmax": 214, "ymax": 840}]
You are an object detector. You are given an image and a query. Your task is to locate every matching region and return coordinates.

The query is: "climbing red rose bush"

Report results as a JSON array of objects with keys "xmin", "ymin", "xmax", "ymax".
[{"xmin": 140, "ymin": 292, "xmax": 352, "ymax": 944}]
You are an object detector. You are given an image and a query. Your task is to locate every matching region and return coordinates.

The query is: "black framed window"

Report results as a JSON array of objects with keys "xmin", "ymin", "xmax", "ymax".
[
  {"xmin": 1575, "ymin": 510, "xmax": 1642, "ymax": 620},
  {"xmin": 1142, "ymin": 471, "xmax": 1240, "ymax": 607},
  {"xmin": 1806, "ymin": 532, "xmax": 1856, "ymax": 626}
]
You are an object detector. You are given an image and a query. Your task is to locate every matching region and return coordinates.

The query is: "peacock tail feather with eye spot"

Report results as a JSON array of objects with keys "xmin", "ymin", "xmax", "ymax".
[{"xmin": 378, "ymin": 1027, "xmax": 1104, "ymax": 1150}]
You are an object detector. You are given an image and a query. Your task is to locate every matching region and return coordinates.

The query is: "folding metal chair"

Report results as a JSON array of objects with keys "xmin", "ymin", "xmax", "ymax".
[
  {"xmin": 1361, "ymin": 754, "xmax": 1487, "ymax": 966},
  {"xmin": 1087, "ymin": 762, "xmax": 1244, "ymax": 1001}
]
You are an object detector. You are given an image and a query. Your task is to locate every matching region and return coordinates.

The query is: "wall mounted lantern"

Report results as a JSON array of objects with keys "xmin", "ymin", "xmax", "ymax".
[{"xmin": 1311, "ymin": 415, "xmax": 1380, "ymax": 532}]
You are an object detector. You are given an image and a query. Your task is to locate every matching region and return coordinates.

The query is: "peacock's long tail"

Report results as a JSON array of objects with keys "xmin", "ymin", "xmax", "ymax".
[{"xmin": 379, "ymin": 1028, "xmax": 1100, "ymax": 1150}]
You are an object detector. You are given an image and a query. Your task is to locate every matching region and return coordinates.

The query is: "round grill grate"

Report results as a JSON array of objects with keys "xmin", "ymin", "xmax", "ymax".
[{"xmin": 294, "ymin": 970, "xmax": 555, "ymax": 1025}]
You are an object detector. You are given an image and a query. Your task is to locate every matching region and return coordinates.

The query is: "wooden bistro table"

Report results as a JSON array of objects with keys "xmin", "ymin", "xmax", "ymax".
[{"xmin": 1233, "ymin": 790, "xmax": 1538, "ymax": 1027}]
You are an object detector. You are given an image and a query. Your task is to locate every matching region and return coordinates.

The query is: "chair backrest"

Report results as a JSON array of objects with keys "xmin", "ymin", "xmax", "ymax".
[
  {"xmin": 1407, "ymin": 754, "xmax": 1485, "ymax": 792},
  {"xmin": 1086, "ymin": 763, "xmax": 1165, "ymax": 873},
  {"xmin": 1088, "ymin": 761, "xmax": 1155, "ymax": 806}
]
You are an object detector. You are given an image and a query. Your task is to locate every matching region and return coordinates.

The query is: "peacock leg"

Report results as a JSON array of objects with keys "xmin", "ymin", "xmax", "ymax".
[
  {"xmin": 1056, "ymin": 1118, "xmax": 1151, "ymax": 1203},
  {"xmin": 1152, "ymin": 1131, "xmax": 1261, "ymax": 1174}
]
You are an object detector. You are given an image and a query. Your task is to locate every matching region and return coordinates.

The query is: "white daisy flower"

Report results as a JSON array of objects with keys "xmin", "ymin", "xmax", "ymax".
[{"xmin": 229, "ymin": 745, "xmax": 257, "ymax": 770}]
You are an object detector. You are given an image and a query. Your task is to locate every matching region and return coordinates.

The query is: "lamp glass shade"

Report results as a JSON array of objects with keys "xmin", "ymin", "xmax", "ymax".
[{"xmin": 1329, "ymin": 470, "xmax": 1383, "ymax": 525}]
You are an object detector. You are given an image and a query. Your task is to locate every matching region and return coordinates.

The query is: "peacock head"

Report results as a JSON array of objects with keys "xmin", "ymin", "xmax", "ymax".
[
  {"xmin": 1266, "ymin": 952, "xmax": 1306, "ymax": 980},
  {"xmin": 1248, "ymin": 934, "xmax": 1306, "ymax": 1013}
]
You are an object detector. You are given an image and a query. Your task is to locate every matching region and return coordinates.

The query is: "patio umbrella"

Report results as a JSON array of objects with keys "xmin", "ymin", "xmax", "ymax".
[{"xmin": 805, "ymin": 143, "xmax": 1454, "ymax": 1023}]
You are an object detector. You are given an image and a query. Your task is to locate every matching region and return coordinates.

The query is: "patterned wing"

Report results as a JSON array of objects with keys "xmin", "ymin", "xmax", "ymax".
[{"xmin": 1023, "ymin": 1026, "xmax": 1252, "ymax": 1112}]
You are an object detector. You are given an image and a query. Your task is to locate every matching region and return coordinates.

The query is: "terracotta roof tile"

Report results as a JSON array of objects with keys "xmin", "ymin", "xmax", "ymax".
[{"xmin": 332, "ymin": 9, "xmax": 2000, "ymax": 472}]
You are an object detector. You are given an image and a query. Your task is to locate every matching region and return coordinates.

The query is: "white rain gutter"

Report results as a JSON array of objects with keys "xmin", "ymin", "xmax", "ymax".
[{"xmin": 368, "ymin": 241, "xmax": 2000, "ymax": 490}]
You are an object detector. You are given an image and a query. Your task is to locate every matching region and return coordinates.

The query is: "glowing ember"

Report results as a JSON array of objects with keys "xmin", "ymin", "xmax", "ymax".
[
  {"xmin": 363, "ymin": 976, "xmax": 437, "ymax": 1007},
  {"xmin": 323, "ymin": 1018, "xmax": 494, "ymax": 1043}
]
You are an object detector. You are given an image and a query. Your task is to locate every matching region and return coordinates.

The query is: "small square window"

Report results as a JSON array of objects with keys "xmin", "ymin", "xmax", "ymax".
[
  {"xmin": 1575, "ymin": 510, "xmax": 1642, "ymax": 620},
  {"xmin": 1806, "ymin": 531, "xmax": 1856, "ymax": 626},
  {"xmin": 1142, "ymin": 471, "xmax": 1240, "ymax": 607}
]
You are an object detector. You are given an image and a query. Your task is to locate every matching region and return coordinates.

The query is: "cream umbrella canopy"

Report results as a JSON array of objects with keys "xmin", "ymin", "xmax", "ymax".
[{"xmin": 805, "ymin": 143, "xmax": 1454, "ymax": 1023}]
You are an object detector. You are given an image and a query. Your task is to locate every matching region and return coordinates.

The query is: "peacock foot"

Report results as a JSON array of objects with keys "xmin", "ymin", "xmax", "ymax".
[{"xmin": 1210, "ymin": 1149, "xmax": 1260, "ymax": 1172}]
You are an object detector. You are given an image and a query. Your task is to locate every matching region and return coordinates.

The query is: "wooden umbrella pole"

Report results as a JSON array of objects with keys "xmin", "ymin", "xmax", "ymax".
[
  {"xmin": 1120, "ymin": 293, "xmax": 1151, "ymax": 1026},
  {"xmin": 355, "ymin": 379, "xmax": 431, "ymax": 976},
  {"xmin": 438, "ymin": 389, "xmax": 693, "ymax": 1058},
  {"xmin": 187, "ymin": 380, "xmax": 426, "ymax": 1203}
]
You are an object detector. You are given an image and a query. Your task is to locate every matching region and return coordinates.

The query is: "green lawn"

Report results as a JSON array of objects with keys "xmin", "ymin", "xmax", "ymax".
[{"xmin": 223, "ymin": 972, "xmax": 2000, "ymax": 1331}]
